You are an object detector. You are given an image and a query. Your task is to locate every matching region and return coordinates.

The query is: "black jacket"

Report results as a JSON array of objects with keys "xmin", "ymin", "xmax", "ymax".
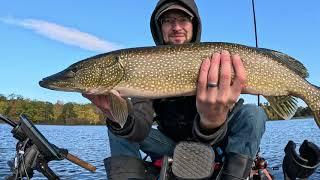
[{"xmin": 108, "ymin": 0, "xmax": 226, "ymax": 144}]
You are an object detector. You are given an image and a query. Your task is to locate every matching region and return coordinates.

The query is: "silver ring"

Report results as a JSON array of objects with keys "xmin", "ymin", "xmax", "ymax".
[{"xmin": 207, "ymin": 82, "xmax": 218, "ymax": 88}]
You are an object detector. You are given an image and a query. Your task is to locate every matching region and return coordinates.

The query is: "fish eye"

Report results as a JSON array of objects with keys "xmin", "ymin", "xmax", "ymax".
[
  {"xmin": 66, "ymin": 65, "xmax": 79, "ymax": 74},
  {"xmin": 114, "ymin": 56, "xmax": 120, "ymax": 61},
  {"xmin": 69, "ymin": 67, "xmax": 78, "ymax": 73}
]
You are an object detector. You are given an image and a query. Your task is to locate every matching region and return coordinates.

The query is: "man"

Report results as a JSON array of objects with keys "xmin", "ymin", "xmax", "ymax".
[{"xmin": 83, "ymin": 0, "xmax": 267, "ymax": 179}]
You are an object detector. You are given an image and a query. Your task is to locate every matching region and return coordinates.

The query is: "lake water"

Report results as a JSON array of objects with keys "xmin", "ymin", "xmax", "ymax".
[{"xmin": 1, "ymin": 118, "xmax": 319, "ymax": 179}]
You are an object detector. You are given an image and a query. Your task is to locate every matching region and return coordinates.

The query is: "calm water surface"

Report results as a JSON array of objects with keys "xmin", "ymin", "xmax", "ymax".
[{"xmin": 1, "ymin": 118, "xmax": 319, "ymax": 179}]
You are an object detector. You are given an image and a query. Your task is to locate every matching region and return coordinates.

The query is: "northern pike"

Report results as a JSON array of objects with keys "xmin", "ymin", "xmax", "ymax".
[{"xmin": 39, "ymin": 42, "xmax": 320, "ymax": 128}]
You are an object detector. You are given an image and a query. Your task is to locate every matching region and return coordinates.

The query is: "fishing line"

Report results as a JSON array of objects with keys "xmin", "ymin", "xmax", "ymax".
[{"xmin": 251, "ymin": 0, "xmax": 261, "ymax": 105}]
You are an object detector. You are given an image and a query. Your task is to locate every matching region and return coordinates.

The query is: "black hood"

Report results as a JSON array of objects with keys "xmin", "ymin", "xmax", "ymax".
[{"xmin": 150, "ymin": 0, "xmax": 202, "ymax": 45}]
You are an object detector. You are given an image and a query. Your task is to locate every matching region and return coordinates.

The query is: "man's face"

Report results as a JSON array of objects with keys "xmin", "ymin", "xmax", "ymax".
[{"xmin": 160, "ymin": 11, "xmax": 193, "ymax": 45}]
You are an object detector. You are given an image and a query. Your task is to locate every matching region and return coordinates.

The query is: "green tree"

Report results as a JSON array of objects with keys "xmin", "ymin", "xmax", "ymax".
[
  {"xmin": 5, "ymin": 99, "xmax": 19, "ymax": 120},
  {"xmin": 0, "ymin": 94, "xmax": 8, "ymax": 115},
  {"xmin": 73, "ymin": 104, "xmax": 101, "ymax": 124},
  {"xmin": 0, "ymin": 94, "xmax": 6, "ymax": 101},
  {"xmin": 53, "ymin": 101, "xmax": 64, "ymax": 124},
  {"xmin": 43, "ymin": 102, "xmax": 55, "ymax": 122},
  {"xmin": 0, "ymin": 93, "xmax": 105, "ymax": 125},
  {"xmin": 58, "ymin": 103, "xmax": 77, "ymax": 124}
]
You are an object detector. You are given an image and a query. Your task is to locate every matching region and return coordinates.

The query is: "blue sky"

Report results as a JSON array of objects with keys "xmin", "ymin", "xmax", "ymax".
[{"xmin": 0, "ymin": 0, "xmax": 319, "ymax": 105}]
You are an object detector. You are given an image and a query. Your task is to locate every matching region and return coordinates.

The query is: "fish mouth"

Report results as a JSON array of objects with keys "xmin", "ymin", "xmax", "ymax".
[
  {"xmin": 39, "ymin": 78, "xmax": 74, "ymax": 92},
  {"xmin": 39, "ymin": 75, "xmax": 58, "ymax": 89},
  {"xmin": 39, "ymin": 79, "xmax": 59, "ymax": 90},
  {"xmin": 39, "ymin": 69, "xmax": 77, "ymax": 92},
  {"xmin": 39, "ymin": 79, "xmax": 49, "ymax": 88}
]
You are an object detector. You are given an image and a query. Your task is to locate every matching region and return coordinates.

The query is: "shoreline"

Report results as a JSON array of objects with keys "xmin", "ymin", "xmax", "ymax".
[{"xmin": 0, "ymin": 117, "xmax": 314, "ymax": 126}]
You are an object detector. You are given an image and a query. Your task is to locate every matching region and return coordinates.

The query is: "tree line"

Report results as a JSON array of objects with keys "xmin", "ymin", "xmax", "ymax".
[
  {"xmin": 0, "ymin": 94, "xmax": 313, "ymax": 125},
  {"xmin": 0, "ymin": 94, "xmax": 104, "ymax": 125}
]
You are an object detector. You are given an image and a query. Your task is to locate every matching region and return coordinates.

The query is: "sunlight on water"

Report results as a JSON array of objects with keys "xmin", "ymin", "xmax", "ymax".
[{"xmin": 0, "ymin": 118, "xmax": 319, "ymax": 179}]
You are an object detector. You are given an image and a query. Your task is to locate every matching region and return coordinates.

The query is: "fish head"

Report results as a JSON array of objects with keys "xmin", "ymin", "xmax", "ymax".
[{"xmin": 39, "ymin": 53, "xmax": 125, "ymax": 94}]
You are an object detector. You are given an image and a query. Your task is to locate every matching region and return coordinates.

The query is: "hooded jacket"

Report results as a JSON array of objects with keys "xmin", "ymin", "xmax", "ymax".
[
  {"xmin": 108, "ymin": 0, "xmax": 226, "ymax": 143},
  {"xmin": 150, "ymin": 0, "xmax": 202, "ymax": 142},
  {"xmin": 150, "ymin": 0, "xmax": 202, "ymax": 45}
]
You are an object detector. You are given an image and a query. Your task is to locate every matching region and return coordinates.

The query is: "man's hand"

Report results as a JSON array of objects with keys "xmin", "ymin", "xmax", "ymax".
[
  {"xmin": 82, "ymin": 90, "xmax": 121, "ymax": 122},
  {"xmin": 196, "ymin": 50, "xmax": 246, "ymax": 129}
]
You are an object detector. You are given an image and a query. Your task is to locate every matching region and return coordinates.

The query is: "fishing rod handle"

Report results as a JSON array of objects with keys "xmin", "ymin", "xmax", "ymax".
[
  {"xmin": 0, "ymin": 114, "xmax": 17, "ymax": 127},
  {"xmin": 65, "ymin": 152, "xmax": 97, "ymax": 172}
]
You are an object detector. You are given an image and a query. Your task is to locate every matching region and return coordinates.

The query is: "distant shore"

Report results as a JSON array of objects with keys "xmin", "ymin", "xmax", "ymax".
[
  {"xmin": 0, "ymin": 116, "xmax": 314, "ymax": 126},
  {"xmin": 269, "ymin": 116, "xmax": 314, "ymax": 121}
]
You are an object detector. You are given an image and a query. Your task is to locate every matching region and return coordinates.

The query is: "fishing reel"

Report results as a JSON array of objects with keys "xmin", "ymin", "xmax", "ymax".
[{"xmin": 0, "ymin": 114, "xmax": 96, "ymax": 180}]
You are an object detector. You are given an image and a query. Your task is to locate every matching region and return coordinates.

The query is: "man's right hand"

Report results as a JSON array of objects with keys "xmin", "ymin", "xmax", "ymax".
[{"xmin": 82, "ymin": 90, "xmax": 122, "ymax": 123}]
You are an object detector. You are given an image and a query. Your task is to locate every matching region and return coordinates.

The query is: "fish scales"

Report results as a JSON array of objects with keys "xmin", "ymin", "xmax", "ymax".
[
  {"xmin": 113, "ymin": 43, "xmax": 301, "ymax": 98},
  {"xmin": 39, "ymin": 42, "xmax": 320, "ymax": 128}
]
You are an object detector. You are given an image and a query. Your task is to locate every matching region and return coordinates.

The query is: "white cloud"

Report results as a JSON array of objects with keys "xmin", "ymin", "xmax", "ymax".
[{"xmin": 1, "ymin": 17, "xmax": 122, "ymax": 52}]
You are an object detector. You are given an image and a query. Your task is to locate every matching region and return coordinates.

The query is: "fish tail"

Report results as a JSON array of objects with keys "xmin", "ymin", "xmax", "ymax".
[
  {"xmin": 304, "ymin": 84, "xmax": 320, "ymax": 128},
  {"xmin": 313, "ymin": 85, "xmax": 320, "ymax": 128},
  {"xmin": 315, "ymin": 110, "xmax": 320, "ymax": 128}
]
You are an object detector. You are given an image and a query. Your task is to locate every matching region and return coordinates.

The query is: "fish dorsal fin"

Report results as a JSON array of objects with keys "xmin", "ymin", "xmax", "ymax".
[
  {"xmin": 259, "ymin": 48, "xmax": 309, "ymax": 78},
  {"xmin": 264, "ymin": 96, "xmax": 298, "ymax": 120},
  {"xmin": 106, "ymin": 91, "xmax": 129, "ymax": 128}
]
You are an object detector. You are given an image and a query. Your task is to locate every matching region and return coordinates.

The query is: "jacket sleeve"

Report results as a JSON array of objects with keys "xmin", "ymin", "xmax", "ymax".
[
  {"xmin": 192, "ymin": 114, "xmax": 228, "ymax": 145},
  {"xmin": 107, "ymin": 98, "xmax": 155, "ymax": 142},
  {"xmin": 192, "ymin": 98, "xmax": 244, "ymax": 145}
]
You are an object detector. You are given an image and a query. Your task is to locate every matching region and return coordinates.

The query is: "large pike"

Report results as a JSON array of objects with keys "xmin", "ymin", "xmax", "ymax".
[{"xmin": 39, "ymin": 42, "xmax": 320, "ymax": 128}]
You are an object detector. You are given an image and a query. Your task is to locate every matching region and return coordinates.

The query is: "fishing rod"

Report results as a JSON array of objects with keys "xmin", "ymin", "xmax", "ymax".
[{"xmin": 251, "ymin": 0, "xmax": 261, "ymax": 106}]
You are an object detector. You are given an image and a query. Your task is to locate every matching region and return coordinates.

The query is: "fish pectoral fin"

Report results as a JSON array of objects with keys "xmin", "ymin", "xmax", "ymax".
[
  {"xmin": 106, "ymin": 91, "xmax": 129, "ymax": 128},
  {"xmin": 264, "ymin": 96, "xmax": 298, "ymax": 120}
]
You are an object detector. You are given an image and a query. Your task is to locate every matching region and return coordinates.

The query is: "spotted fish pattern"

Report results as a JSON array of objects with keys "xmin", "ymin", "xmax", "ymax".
[{"xmin": 39, "ymin": 42, "xmax": 320, "ymax": 128}]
